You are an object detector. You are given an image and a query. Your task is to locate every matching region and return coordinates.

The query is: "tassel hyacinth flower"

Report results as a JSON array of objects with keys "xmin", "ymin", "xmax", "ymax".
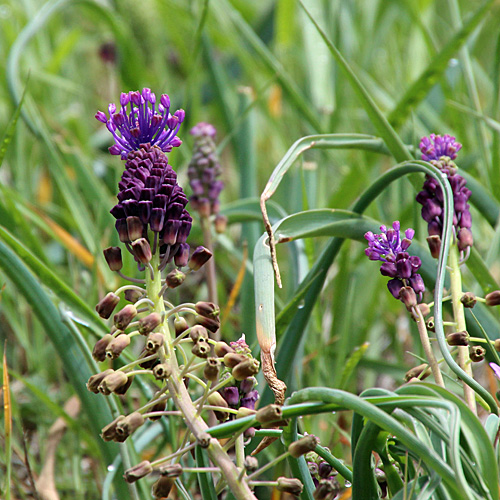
[{"xmin": 365, "ymin": 221, "xmax": 425, "ymax": 305}]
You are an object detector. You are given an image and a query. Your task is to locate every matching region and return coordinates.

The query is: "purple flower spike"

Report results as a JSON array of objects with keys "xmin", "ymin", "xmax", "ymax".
[
  {"xmin": 417, "ymin": 134, "xmax": 472, "ymax": 253},
  {"xmin": 188, "ymin": 122, "xmax": 223, "ymax": 216},
  {"xmin": 365, "ymin": 222, "xmax": 425, "ymax": 304},
  {"xmin": 96, "ymin": 89, "xmax": 185, "ymax": 158},
  {"xmin": 419, "ymin": 134, "xmax": 462, "ymax": 161}
]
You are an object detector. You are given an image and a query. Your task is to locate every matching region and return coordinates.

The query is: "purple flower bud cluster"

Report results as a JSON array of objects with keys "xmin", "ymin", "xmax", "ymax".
[
  {"xmin": 417, "ymin": 134, "xmax": 473, "ymax": 252},
  {"xmin": 307, "ymin": 457, "xmax": 339, "ymax": 495},
  {"xmin": 365, "ymin": 221, "xmax": 425, "ymax": 303},
  {"xmin": 95, "ymin": 88, "xmax": 184, "ymax": 158},
  {"xmin": 187, "ymin": 122, "xmax": 224, "ymax": 216}
]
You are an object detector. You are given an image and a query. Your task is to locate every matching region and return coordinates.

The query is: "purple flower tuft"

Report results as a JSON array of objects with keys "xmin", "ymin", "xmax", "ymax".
[
  {"xmin": 419, "ymin": 134, "xmax": 462, "ymax": 161},
  {"xmin": 96, "ymin": 88, "xmax": 184, "ymax": 158},
  {"xmin": 365, "ymin": 222, "xmax": 425, "ymax": 303},
  {"xmin": 490, "ymin": 362, "xmax": 500, "ymax": 381}
]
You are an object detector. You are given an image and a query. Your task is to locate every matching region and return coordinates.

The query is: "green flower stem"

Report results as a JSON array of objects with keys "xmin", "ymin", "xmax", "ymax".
[
  {"xmin": 413, "ymin": 306, "xmax": 444, "ymax": 387},
  {"xmin": 449, "ymin": 243, "xmax": 476, "ymax": 414},
  {"xmin": 146, "ymin": 251, "xmax": 257, "ymax": 500}
]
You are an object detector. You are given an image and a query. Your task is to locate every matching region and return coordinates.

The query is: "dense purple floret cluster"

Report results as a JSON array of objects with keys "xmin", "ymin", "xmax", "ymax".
[
  {"xmin": 419, "ymin": 133, "xmax": 462, "ymax": 162},
  {"xmin": 95, "ymin": 88, "xmax": 184, "ymax": 158},
  {"xmin": 365, "ymin": 221, "xmax": 425, "ymax": 302},
  {"xmin": 110, "ymin": 144, "xmax": 192, "ymax": 265},
  {"xmin": 417, "ymin": 134, "xmax": 473, "ymax": 252},
  {"xmin": 187, "ymin": 122, "xmax": 223, "ymax": 216}
]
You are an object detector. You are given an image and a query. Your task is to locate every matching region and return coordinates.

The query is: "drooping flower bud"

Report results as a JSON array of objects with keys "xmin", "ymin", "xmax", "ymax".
[
  {"xmin": 232, "ymin": 358, "xmax": 260, "ymax": 381},
  {"xmin": 103, "ymin": 247, "xmax": 123, "ymax": 271},
  {"xmin": 277, "ymin": 477, "xmax": 303, "ymax": 496},
  {"xmin": 446, "ymin": 331, "xmax": 469, "ymax": 346},
  {"xmin": 96, "ymin": 292, "xmax": 120, "ymax": 319},
  {"xmin": 124, "ymin": 460, "xmax": 153, "ymax": 483},
  {"xmin": 153, "ymin": 363, "xmax": 172, "ymax": 380},
  {"xmin": 188, "ymin": 246, "xmax": 213, "ymax": 271},
  {"xmin": 426, "ymin": 235, "xmax": 441, "ymax": 259},
  {"xmin": 288, "ymin": 435, "xmax": 319, "ymax": 458},
  {"xmin": 114, "ymin": 304, "xmax": 137, "ymax": 330},
  {"xmin": 138, "ymin": 312, "xmax": 162, "ymax": 335},
  {"xmin": 165, "ymin": 268, "xmax": 186, "ymax": 288},
  {"xmin": 126, "ymin": 216, "xmax": 143, "ymax": 241},
  {"xmin": 174, "ymin": 317, "xmax": 189, "ymax": 336},
  {"xmin": 486, "ymin": 291, "xmax": 500, "ymax": 306},
  {"xmin": 159, "ymin": 463, "xmax": 183, "ymax": 478},
  {"xmin": 105, "ymin": 334, "xmax": 131, "ymax": 359},
  {"xmin": 203, "ymin": 357, "xmax": 220, "ymax": 381},
  {"xmin": 146, "ymin": 332, "xmax": 164, "ymax": 353},
  {"xmin": 115, "ymin": 412, "xmax": 144, "ymax": 441},
  {"xmin": 195, "ymin": 301, "xmax": 220, "ymax": 319},
  {"xmin": 461, "ymin": 292, "xmax": 476, "ymax": 308},
  {"xmin": 190, "ymin": 325, "xmax": 209, "ymax": 343},
  {"xmin": 92, "ymin": 334, "xmax": 113, "ymax": 362},
  {"xmin": 255, "ymin": 404, "xmax": 283, "ymax": 425},
  {"xmin": 221, "ymin": 386, "xmax": 240, "ymax": 406},
  {"xmin": 152, "ymin": 476, "xmax": 175, "ymax": 498},
  {"xmin": 223, "ymin": 352, "xmax": 247, "ymax": 368},
  {"xmin": 87, "ymin": 369, "xmax": 114, "ymax": 393},
  {"xmin": 196, "ymin": 315, "xmax": 220, "ymax": 333},
  {"xmin": 192, "ymin": 340, "xmax": 210, "ymax": 358},
  {"xmin": 399, "ymin": 286, "xmax": 417, "ymax": 310},
  {"xmin": 313, "ymin": 479, "xmax": 339, "ymax": 499},
  {"xmin": 214, "ymin": 341, "xmax": 234, "ymax": 357},
  {"xmin": 470, "ymin": 345, "xmax": 486, "ymax": 362},
  {"xmin": 207, "ymin": 392, "xmax": 229, "ymax": 421},
  {"xmin": 244, "ymin": 456, "xmax": 259, "ymax": 472},
  {"xmin": 404, "ymin": 364, "xmax": 431, "ymax": 382},
  {"xmin": 132, "ymin": 238, "xmax": 152, "ymax": 264},
  {"xmin": 124, "ymin": 289, "xmax": 143, "ymax": 303},
  {"xmin": 101, "ymin": 415, "xmax": 126, "ymax": 441},
  {"xmin": 99, "ymin": 370, "xmax": 129, "ymax": 395}
]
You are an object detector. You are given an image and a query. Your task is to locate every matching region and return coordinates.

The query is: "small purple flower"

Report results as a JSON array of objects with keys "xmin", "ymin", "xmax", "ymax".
[
  {"xmin": 188, "ymin": 122, "xmax": 223, "ymax": 216},
  {"xmin": 419, "ymin": 134, "xmax": 462, "ymax": 161},
  {"xmin": 417, "ymin": 134, "xmax": 472, "ymax": 253},
  {"xmin": 96, "ymin": 88, "xmax": 184, "ymax": 158},
  {"xmin": 365, "ymin": 222, "xmax": 425, "ymax": 303}
]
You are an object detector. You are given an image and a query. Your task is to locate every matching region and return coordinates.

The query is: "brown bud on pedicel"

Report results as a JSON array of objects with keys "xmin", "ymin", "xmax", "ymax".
[
  {"xmin": 192, "ymin": 340, "xmax": 210, "ymax": 358},
  {"xmin": 105, "ymin": 334, "xmax": 131, "ymax": 359},
  {"xmin": 197, "ymin": 432, "xmax": 211, "ymax": 448},
  {"xmin": 124, "ymin": 289, "xmax": 143, "ymax": 303},
  {"xmin": 92, "ymin": 334, "xmax": 113, "ymax": 362},
  {"xmin": 457, "ymin": 228, "xmax": 473, "ymax": 251},
  {"xmin": 232, "ymin": 358, "xmax": 260, "ymax": 381},
  {"xmin": 426, "ymin": 316, "xmax": 435, "ymax": 332},
  {"xmin": 204, "ymin": 357, "xmax": 220, "ymax": 381},
  {"xmin": 153, "ymin": 363, "xmax": 172, "ymax": 380},
  {"xmin": 148, "ymin": 396, "xmax": 167, "ymax": 421},
  {"xmin": 188, "ymin": 246, "xmax": 213, "ymax": 271},
  {"xmin": 174, "ymin": 317, "xmax": 189, "ymax": 336},
  {"xmin": 446, "ymin": 331, "xmax": 469, "ymax": 346},
  {"xmin": 113, "ymin": 305, "xmax": 137, "ymax": 330},
  {"xmin": 313, "ymin": 479, "xmax": 339, "ymax": 499},
  {"xmin": 223, "ymin": 352, "xmax": 247, "ymax": 368},
  {"xmin": 214, "ymin": 341, "xmax": 234, "ymax": 357},
  {"xmin": 277, "ymin": 477, "xmax": 304, "ymax": 496},
  {"xmin": 404, "ymin": 364, "xmax": 431, "ymax": 382},
  {"xmin": 195, "ymin": 301, "xmax": 220, "ymax": 319},
  {"xmin": 99, "ymin": 370, "xmax": 129, "ymax": 395},
  {"xmin": 485, "ymin": 291, "xmax": 500, "ymax": 307},
  {"xmin": 87, "ymin": 369, "xmax": 114, "ymax": 393},
  {"xmin": 461, "ymin": 292, "xmax": 476, "ymax": 308},
  {"xmin": 101, "ymin": 415, "xmax": 126, "ymax": 441},
  {"xmin": 124, "ymin": 460, "xmax": 152, "ymax": 483},
  {"xmin": 256, "ymin": 404, "xmax": 283, "ymax": 425},
  {"xmin": 159, "ymin": 463, "xmax": 183, "ymax": 478},
  {"xmin": 103, "ymin": 246, "xmax": 123, "ymax": 271},
  {"xmin": 146, "ymin": 332, "xmax": 164, "ymax": 353},
  {"xmin": 418, "ymin": 303, "xmax": 431, "ymax": 317},
  {"xmin": 427, "ymin": 235, "xmax": 441, "ymax": 259},
  {"xmin": 236, "ymin": 407, "xmax": 257, "ymax": 419},
  {"xmin": 132, "ymin": 238, "xmax": 152, "ymax": 264},
  {"xmin": 288, "ymin": 435, "xmax": 319, "ymax": 458},
  {"xmin": 244, "ymin": 456, "xmax": 259, "ymax": 473},
  {"xmin": 96, "ymin": 292, "xmax": 120, "ymax": 319},
  {"xmin": 114, "ymin": 374, "xmax": 134, "ymax": 395},
  {"xmin": 470, "ymin": 345, "xmax": 486, "ymax": 362},
  {"xmin": 165, "ymin": 268, "xmax": 186, "ymax": 288},
  {"xmin": 189, "ymin": 325, "xmax": 209, "ymax": 343},
  {"xmin": 115, "ymin": 412, "xmax": 144, "ymax": 441},
  {"xmin": 138, "ymin": 312, "xmax": 162, "ymax": 335}
]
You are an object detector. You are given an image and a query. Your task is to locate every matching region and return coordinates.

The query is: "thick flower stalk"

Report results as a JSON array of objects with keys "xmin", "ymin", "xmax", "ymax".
[{"xmin": 90, "ymin": 90, "xmax": 297, "ymax": 499}]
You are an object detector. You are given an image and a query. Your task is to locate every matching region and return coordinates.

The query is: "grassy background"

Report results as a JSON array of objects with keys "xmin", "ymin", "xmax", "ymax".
[{"xmin": 1, "ymin": 0, "xmax": 500, "ymax": 498}]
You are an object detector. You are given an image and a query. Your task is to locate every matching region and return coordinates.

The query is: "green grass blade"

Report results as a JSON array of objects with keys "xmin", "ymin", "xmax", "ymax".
[
  {"xmin": 195, "ymin": 446, "xmax": 218, "ymax": 500},
  {"xmin": 388, "ymin": 0, "xmax": 495, "ymax": 128},
  {"xmin": 298, "ymin": 1, "xmax": 412, "ymax": 162},
  {"xmin": 2, "ymin": 347, "xmax": 12, "ymax": 500}
]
